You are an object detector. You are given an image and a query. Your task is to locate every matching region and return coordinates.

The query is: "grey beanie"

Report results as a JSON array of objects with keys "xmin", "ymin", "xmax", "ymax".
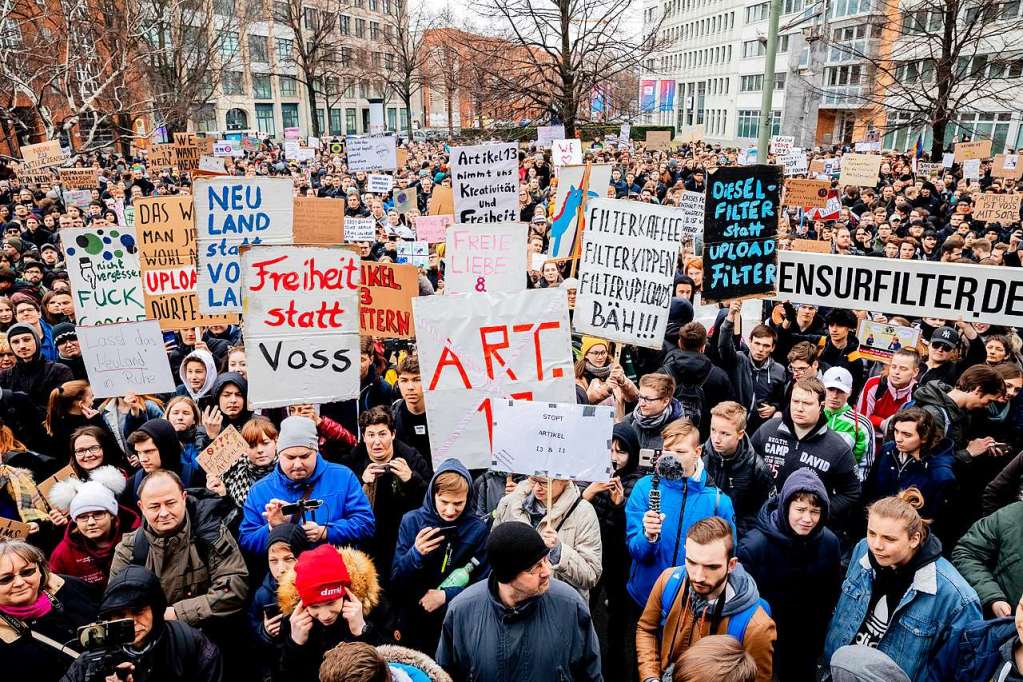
[{"xmin": 276, "ymin": 416, "xmax": 319, "ymax": 454}]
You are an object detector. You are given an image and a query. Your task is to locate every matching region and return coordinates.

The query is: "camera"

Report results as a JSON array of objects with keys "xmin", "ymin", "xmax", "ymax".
[
  {"xmin": 77, "ymin": 619, "xmax": 136, "ymax": 681},
  {"xmin": 280, "ymin": 498, "xmax": 324, "ymax": 517}
]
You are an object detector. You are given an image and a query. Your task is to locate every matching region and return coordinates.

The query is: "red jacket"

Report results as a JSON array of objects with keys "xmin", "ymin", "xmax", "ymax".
[
  {"xmin": 49, "ymin": 505, "xmax": 140, "ymax": 587},
  {"xmin": 856, "ymin": 375, "xmax": 915, "ymax": 432}
]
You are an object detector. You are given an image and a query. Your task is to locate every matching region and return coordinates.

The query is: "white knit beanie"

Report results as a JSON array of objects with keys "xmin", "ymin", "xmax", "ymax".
[{"xmin": 69, "ymin": 480, "xmax": 118, "ymax": 519}]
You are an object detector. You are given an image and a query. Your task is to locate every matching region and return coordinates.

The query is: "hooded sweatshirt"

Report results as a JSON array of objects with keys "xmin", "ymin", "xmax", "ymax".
[
  {"xmin": 0, "ymin": 322, "xmax": 72, "ymax": 419},
  {"xmin": 659, "ymin": 348, "xmax": 735, "ymax": 437},
  {"xmin": 702, "ymin": 434, "xmax": 774, "ymax": 537},
  {"xmin": 911, "ymin": 381, "xmax": 970, "ymax": 460},
  {"xmin": 176, "ymin": 349, "xmax": 218, "ymax": 401},
  {"xmin": 128, "ymin": 418, "xmax": 205, "ymax": 503},
  {"xmin": 204, "ymin": 372, "xmax": 252, "ymax": 433}
]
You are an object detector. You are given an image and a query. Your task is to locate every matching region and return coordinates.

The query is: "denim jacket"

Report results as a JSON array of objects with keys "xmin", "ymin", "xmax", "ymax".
[{"xmin": 825, "ymin": 538, "xmax": 981, "ymax": 681}]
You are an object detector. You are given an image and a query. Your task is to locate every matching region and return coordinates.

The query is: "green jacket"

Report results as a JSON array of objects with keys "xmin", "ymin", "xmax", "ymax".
[
  {"xmin": 824, "ymin": 404, "xmax": 875, "ymax": 479},
  {"xmin": 952, "ymin": 501, "xmax": 1023, "ymax": 609}
]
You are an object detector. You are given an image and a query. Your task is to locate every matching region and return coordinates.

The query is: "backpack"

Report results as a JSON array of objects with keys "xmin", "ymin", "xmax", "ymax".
[
  {"xmin": 900, "ymin": 398, "xmax": 951, "ymax": 437},
  {"xmin": 658, "ymin": 566, "xmax": 771, "ymax": 643},
  {"xmin": 675, "ymin": 375, "xmax": 707, "ymax": 428}
]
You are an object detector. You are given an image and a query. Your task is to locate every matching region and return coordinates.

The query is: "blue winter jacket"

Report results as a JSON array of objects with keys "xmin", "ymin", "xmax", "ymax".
[
  {"xmin": 238, "ymin": 453, "xmax": 375, "ymax": 555},
  {"xmin": 824, "ymin": 538, "xmax": 981, "ymax": 682},
  {"xmin": 625, "ymin": 461, "xmax": 735, "ymax": 606},
  {"xmin": 864, "ymin": 438, "xmax": 958, "ymax": 521}
]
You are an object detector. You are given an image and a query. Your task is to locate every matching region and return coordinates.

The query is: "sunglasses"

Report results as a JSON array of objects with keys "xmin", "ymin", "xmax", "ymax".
[
  {"xmin": 0, "ymin": 564, "xmax": 39, "ymax": 587},
  {"xmin": 931, "ymin": 342, "xmax": 954, "ymax": 352}
]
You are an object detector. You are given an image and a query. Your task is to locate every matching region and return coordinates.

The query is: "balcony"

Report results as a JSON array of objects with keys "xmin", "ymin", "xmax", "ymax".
[
  {"xmin": 820, "ymin": 84, "xmax": 872, "ymax": 108},
  {"xmin": 825, "ymin": 39, "xmax": 880, "ymax": 64}
]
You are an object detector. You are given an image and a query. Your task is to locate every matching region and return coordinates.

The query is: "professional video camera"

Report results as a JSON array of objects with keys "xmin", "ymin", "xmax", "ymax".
[{"xmin": 76, "ymin": 618, "xmax": 135, "ymax": 682}]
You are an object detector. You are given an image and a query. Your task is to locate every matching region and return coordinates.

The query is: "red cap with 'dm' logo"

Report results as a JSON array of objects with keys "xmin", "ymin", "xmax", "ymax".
[{"xmin": 293, "ymin": 544, "xmax": 351, "ymax": 606}]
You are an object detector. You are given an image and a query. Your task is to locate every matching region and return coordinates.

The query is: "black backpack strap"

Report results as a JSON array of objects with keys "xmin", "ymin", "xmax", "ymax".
[
  {"xmin": 555, "ymin": 497, "xmax": 584, "ymax": 532},
  {"xmin": 130, "ymin": 529, "xmax": 150, "ymax": 566}
]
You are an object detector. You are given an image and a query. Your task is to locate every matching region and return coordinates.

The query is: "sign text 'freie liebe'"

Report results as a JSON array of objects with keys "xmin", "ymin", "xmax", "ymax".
[
  {"xmin": 242, "ymin": 245, "xmax": 360, "ymax": 408},
  {"xmin": 196, "ymin": 177, "xmax": 293, "ymax": 314},
  {"xmin": 444, "ymin": 222, "xmax": 526, "ymax": 295}
]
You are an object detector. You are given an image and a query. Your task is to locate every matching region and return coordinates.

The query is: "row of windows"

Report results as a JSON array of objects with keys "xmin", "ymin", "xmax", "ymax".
[
  {"xmin": 741, "ymin": 34, "xmax": 790, "ymax": 58},
  {"xmin": 665, "ymin": 11, "xmax": 735, "ymax": 42},
  {"xmin": 666, "ymin": 44, "xmax": 734, "ymax": 70},
  {"xmin": 221, "ymin": 71, "xmax": 383, "ymax": 99},
  {"xmin": 736, "ymin": 110, "xmax": 782, "ymax": 138},
  {"xmin": 705, "ymin": 108, "xmax": 728, "ymax": 136},
  {"xmin": 220, "ymin": 33, "xmax": 389, "ymax": 69},
  {"xmin": 707, "ymin": 76, "xmax": 729, "ymax": 95},
  {"xmin": 739, "ymin": 73, "xmax": 787, "ymax": 91},
  {"xmin": 896, "ymin": 57, "xmax": 1023, "ymax": 83}
]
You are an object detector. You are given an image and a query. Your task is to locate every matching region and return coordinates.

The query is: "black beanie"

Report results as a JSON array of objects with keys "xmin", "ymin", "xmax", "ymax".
[
  {"xmin": 268, "ymin": 522, "xmax": 311, "ymax": 558},
  {"xmin": 486, "ymin": 521, "xmax": 549, "ymax": 583}
]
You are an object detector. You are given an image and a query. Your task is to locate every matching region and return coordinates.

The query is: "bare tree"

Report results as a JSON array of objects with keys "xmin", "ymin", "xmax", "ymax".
[
  {"xmin": 376, "ymin": 1, "xmax": 433, "ymax": 141},
  {"xmin": 422, "ymin": 30, "xmax": 463, "ymax": 135},
  {"xmin": 466, "ymin": 0, "xmax": 664, "ymax": 137},
  {"xmin": 812, "ymin": 0, "xmax": 1023, "ymax": 158}
]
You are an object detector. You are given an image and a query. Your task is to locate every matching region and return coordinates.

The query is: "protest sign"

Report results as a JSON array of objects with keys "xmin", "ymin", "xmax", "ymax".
[
  {"xmin": 619, "ymin": 123, "xmax": 631, "ymax": 141},
  {"xmin": 241, "ymin": 245, "xmax": 360, "ymax": 408},
  {"xmin": 307, "ymin": 137, "xmax": 321, "ymax": 149},
  {"xmin": 973, "ymin": 193, "xmax": 1023, "ymax": 224},
  {"xmin": 195, "ymin": 177, "xmax": 294, "ymax": 313},
  {"xmin": 677, "ymin": 125, "xmax": 703, "ymax": 144},
  {"xmin": 991, "ymin": 154, "xmax": 1023, "ymax": 179},
  {"xmin": 414, "ymin": 215, "xmax": 453, "ymax": 243},
  {"xmin": 414, "ymin": 288, "xmax": 575, "ymax": 469},
  {"xmin": 777, "ymin": 250, "xmax": 1023, "ymax": 327},
  {"xmin": 63, "ymin": 227, "xmax": 147, "ymax": 325},
  {"xmin": 213, "ymin": 141, "xmax": 244, "ymax": 157},
  {"xmin": 396, "ymin": 241, "xmax": 428, "ymax": 267},
  {"xmin": 173, "ymin": 134, "xmax": 202, "ymax": 173},
  {"xmin": 36, "ymin": 465, "xmax": 75, "ymax": 500},
  {"xmin": 645, "ymin": 130, "xmax": 671, "ymax": 150},
  {"xmin": 196, "ymin": 426, "xmax": 248, "ymax": 476},
  {"xmin": 360, "ymin": 261, "xmax": 418, "ymax": 339},
  {"xmin": 345, "ymin": 134, "xmax": 397, "ymax": 171},
  {"xmin": 0, "ymin": 518, "xmax": 31, "ymax": 541},
  {"xmin": 963, "ymin": 159, "xmax": 981, "ymax": 180},
  {"xmin": 148, "ymin": 144, "xmax": 176, "ymax": 171},
  {"xmin": 21, "ymin": 140, "xmax": 68, "ymax": 169},
  {"xmin": 283, "ymin": 140, "xmax": 301, "ymax": 160},
  {"xmin": 770, "ymin": 136, "xmax": 794, "ymax": 155},
  {"xmin": 679, "ymin": 190, "xmax": 705, "ymax": 238},
  {"xmin": 343, "ymin": 216, "xmax": 376, "ymax": 242},
  {"xmin": 63, "ymin": 189, "xmax": 93, "ymax": 209},
  {"xmin": 784, "ymin": 178, "xmax": 830, "ymax": 208},
  {"xmin": 367, "ymin": 174, "xmax": 394, "ymax": 193},
  {"xmin": 136, "ymin": 196, "xmax": 237, "ymax": 330},
  {"xmin": 838, "ymin": 153, "xmax": 882, "ymax": 186},
  {"xmin": 702, "ymin": 165, "xmax": 781, "ymax": 302},
  {"xmin": 285, "ymin": 127, "xmax": 300, "ymax": 139},
  {"xmin": 78, "ymin": 320, "xmax": 176, "ymax": 399},
  {"xmin": 954, "ymin": 139, "xmax": 992, "ymax": 162},
  {"xmin": 445, "ymin": 222, "xmax": 527, "ymax": 295},
  {"xmin": 241, "ymin": 136, "xmax": 261, "ymax": 153},
  {"xmin": 59, "ymin": 168, "xmax": 99, "ymax": 190},
  {"xmin": 393, "ymin": 186, "xmax": 417, "ymax": 214},
  {"xmin": 551, "ymin": 139, "xmax": 583, "ymax": 166},
  {"xmin": 942, "ymin": 152, "xmax": 955, "ymax": 167},
  {"xmin": 547, "ymin": 164, "xmax": 613, "ymax": 259},
  {"xmin": 450, "ymin": 142, "xmax": 518, "ymax": 223},
  {"xmin": 491, "ymin": 400, "xmax": 614, "ymax": 481},
  {"xmin": 293, "ymin": 197, "xmax": 345, "ymax": 244},
  {"xmin": 790, "ymin": 239, "xmax": 831, "ymax": 253},
  {"xmin": 428, "ymin": 186, "xmax": 455, "ymax": 215},
  {"xmin": 537, "ymin": 125, "xmax": 566, "ymax": 147},
  {"xmin": 854, "ymin": 141, "xmax": 882, "ymax": 153},
  {"xmin": 916, "ymin": 161, "xmax": 945, "ymax": 177},
  {"xmin": 575, "ymin": 198, "xmax": 687, "ymax": 348},
  {"xmin": 197, "ymin": 156, "xmax": 228, "ymax": 175},
  {"xmin": 857, "ymin": 319, "xmax": 921, "ymax": 363},
  {"xmin": 778, "ymin": 150, "xmax": 808, "ymax": 175}
]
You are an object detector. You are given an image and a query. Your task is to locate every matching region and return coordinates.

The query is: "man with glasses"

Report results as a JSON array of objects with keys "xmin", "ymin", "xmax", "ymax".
[
  {"xmin": 437, "ymin": 521, "xmax": 602, "ymax": 681},
  {"xmin": 623, "ymin": 374, "xmax": 683, "ymax": 450},
  {"xmin": 919, "ymin": 322, "xmax": 984, "ymax": 386}
]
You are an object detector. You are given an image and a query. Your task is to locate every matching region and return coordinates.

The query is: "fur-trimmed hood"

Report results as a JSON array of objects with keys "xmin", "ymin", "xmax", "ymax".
[
  {"xmin": 378, "ymin": 644, "xmax": 453, "ymax": 682},
  {"xmin": 277, "ymin": 545, "xmax": 380, "ymax": 616}
]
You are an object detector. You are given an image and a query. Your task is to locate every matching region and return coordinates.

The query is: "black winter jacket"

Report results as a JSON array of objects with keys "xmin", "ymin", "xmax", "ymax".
[{"xmin": 702, "ymin": 435, "xmax": 775, "ymax": 537}]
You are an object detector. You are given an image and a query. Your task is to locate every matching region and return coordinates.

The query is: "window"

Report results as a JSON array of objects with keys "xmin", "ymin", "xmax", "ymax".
[
  {"xmin": 304, "ymin": 7, "xmax": 318, "ymax": 30},
  {"xmin": 746, "ymin": 3, "xmax": 768, "ymax": 22},
  {"xmin": 382, "ymin": 0, "xmax": 390, "ymax": 12},
  {"xmin": 219, "ymin": 32, "xmax": 239, "ymax": 59},
  {"xmin": 370, "ymin": 0, "xmax": 378, "ymax": 9},
  {"xmin": 400, "ymin": 108, "xmax": 408, "ymax": 131},
  {"xmin": 275, "ymin": 38, "xmax": 293, "ymax": 64},
  {"xmin": 226, "ymin": 108, "xmax": 248, "ymax": 130},
  {"xmin": 742, "ymin": 40, "xmax": 766, "ymax": 58},
  {"xmin": 778, "ymin": 34, "xmax": 790, "ymax": 52},
  {"xmin": 329, "ymin": 108, "xmax": 343, "ymax": 135},
  {"xmin": 280, "ymin": 75, "xmax": 298, "ymax": 96},
  {"xmin": 826, "ymin": 64, "xmax": 862, "ymax": 85},
  {"xmin": 256, "ymin": 103, "xmax": 275, "ymax": 134},
  {"xmin": 360, "ymin": 79, "xmax": 369, "ymax": 97},
  {"xmin": 214, "ymin": 0, "xmax": 234, "ymax": 15},
  {"xmin": 775, "ymin": 72, "xmax": 786, "ymax": 89},
  {"xmin": 195, "ymin": 104, "xmax": 217, "ymax": 133},
  {"xmin": 740, "ymin": 74, "xmax": 763, "ymax": 91},
  {"xmin": 316, "ymin": 109, "xmax": 325, "ymax": 134},
  {"xmin": 372, "ymin": 51, "xmax": 382, "ymax": 67},
  {"xmin": 370, "ymin": 21, "xmax": 380, "ymax": 39},
  {"xmin": 222, "ymin": 71, "xmax": 244, "ymax": 95},
  {"xmin": 248, "ymin": 34, "xmax": 269, "ymax": 62},
  {"xmin": 281, "ymin": 103, "xmax": 300, "ymax": 129},
  {"xmin": 253, "ymin": 73, "xmax": 272, "ymax": 98},
  {"xmin": 340, "ymin": 15, "xmax": 350, "ymax": 34},
  {"xmin": 354, "ymin": 18, "xmax": 366, "ymax": 37},
  {"xmin": 736, "ymin": 110, "xmax": 781, "ymax": 138},
  {"xmin": 387, "ymin": 107, "xmax": 397, "ymax": 130},
  {"xmin": 783, "ymin": 0, "xmax": 803, "ymax": 13},
  {"xmin": 830, "ymin": 0, "xmax": 871, "ymax": 18},
  {"xmin": 272, "ymin": 1, "xmax": 288, "ymax": 22},
  {"xmin": 346, "ymin": 108, "xmax": 357, "ymax": 133}
]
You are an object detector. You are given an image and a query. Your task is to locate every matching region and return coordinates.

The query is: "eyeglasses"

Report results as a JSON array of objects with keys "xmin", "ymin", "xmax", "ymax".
[
  {"xmin": 586, "ymin": 349, "xmax": 608, "ymax": 358},
  {"xmin": 0, "ymin": 564, "xmax": 38, "ymax": 587},
  {"xmin": 526, "ymin": 556, "xmax": 551, "ymax": 576},
  {"xmin": 74, "ymin": 444, "xmax": 103, "ymax": 458},
  {"xmin": 638, "ymin": 394, "xmax": 665, "ymax": 403}
]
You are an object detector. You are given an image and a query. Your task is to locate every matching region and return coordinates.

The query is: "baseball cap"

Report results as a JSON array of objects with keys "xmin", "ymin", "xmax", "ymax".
[
  {"xmin": 822, "ymin": 366, "xmax": 854, "ymax": 394},
  {"xmin": 293, "ymin": 544, "xmax": 351, "ymax": 606},
  {"xmin": 930, "ymin": 326, "xmax": 959, "ymax": 348}
]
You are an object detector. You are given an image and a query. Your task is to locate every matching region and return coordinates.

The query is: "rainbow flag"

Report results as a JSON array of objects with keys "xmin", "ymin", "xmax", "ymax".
[{"xmin": 914, "ymin": 134, "xmax": 925, "ymax": 159}]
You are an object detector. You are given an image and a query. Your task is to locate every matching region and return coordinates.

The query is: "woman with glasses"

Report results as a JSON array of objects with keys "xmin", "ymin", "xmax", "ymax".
[
  {"xmin": 0, "ymin": 541, "xmax": 98, "ymax": 680},
  {"xmin": 44, "ymin": 381, "xmax": 110, "ymax": 460},
  {"xmin": 575, "ymin": 336, "xmax": 638, "ymax": 407}
]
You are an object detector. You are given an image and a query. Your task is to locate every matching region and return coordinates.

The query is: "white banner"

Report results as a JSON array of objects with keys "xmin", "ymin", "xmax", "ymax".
[
  {"xmin": 444, "ymin": 222, "xmax": 527, "ymax": 295},
  {"xmin": 344, "ymin": 217, "xmax": 376, "ymax": 242},
  {"xmin": 62, "ymin": 227, "xmax": 147, "ymax": 325},
  {"xmin": 413, "ymin": 288, "xmax": 575, "ymax": 469},
  {"xmin": 450, "ymin": 142, "xmax": 518, "ymax": 223},
  {"xmin": 367, "ymin": 174, "xmax": 394, "ymax": 193},
  {"xmin": 78, "ymin": 320, "xmax": 175, "ymax": 399},
  {"xmin": 551, "ymin": 139, "xmax": 582, "ymax": 166},
  {"xmin": 547, "ymin": 164, "xmax": 613, "ymax": 259},
  {"xmin": 574, "ymin": 198, "xmax": 687, "ymax": 348},
  {"xmin": 241, "ymin": 245, "xmax": 360, "ymax": 408},
  {"xmin": 345, "ymin": 134, "xmax": 397, "ymax": 171},
  {"xmin": 777, "ymin": 250, "xmax": 1023, "ymax": 327},
  {"xmin": 491, "ymin": 400, "xmax": 614, "ymax": 481},
  {"xmin": 213, "ymin": 141, "xmax": 244, "ymax": 157}
]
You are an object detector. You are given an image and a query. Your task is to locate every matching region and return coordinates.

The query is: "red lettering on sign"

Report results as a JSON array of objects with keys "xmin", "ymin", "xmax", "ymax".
[
  {"xmin": 429, "ymin": 344, "xmax": 471, "ymax": 390},
  {"xmin": 480, "ymin": 325, "xmax": 518, "ymax": 382}
]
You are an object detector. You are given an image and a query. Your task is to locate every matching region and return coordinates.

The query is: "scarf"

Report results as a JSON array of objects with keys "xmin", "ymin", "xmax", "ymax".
[
  {"xmin": 222, "ymin": 456, "xmax": 277, "ymax": 507},
  {"xmin": 0, "ymin": 591, "xmax": 53, "ymax": 620},
  {"xmin": 0, "ymin": 465, "xmax": 49, "ymax": 524},
  {"xmin": 632, "ymin": 402, "xmax": 676, "ymax": 432},
  {"xmin": 585, "ymin": 361, "xmax": 612, "ymax": 381}
]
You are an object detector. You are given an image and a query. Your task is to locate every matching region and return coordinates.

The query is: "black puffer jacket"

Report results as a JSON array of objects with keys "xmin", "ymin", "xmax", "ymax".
[{"xmin": 702, "ymin": 434, "xmax": 775, "ymax": 537}]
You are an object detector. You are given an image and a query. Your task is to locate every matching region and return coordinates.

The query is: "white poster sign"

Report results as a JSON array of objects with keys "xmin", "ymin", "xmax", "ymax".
[
  {"xmin": 345, "ymin": 134, "xmax": 397, "ymax": 172},
  {"xmin": 450, "ymin": 142, "xmax": 518, "ymax": 223},
  {"xmin": 537, "ymin": 125, "xmax": 566, "ymax": 148},
  {"xmin": 445, "ymin": 222, "xmax": 527, "ymax": 294},
  {"xmin": 241, "ymin": 245, "xmax": 360, "ymax": 408},
  {"xmin": 367, "ymin": 174, "xmax": 394, "ymax": 193},
  {"xmin": 769, "ymin": 135, "xmax": 794, "ymax": 155},
  {"xmin": 62, "ymin": 227, "xmax": 147, "ymax": 325},
  {"xmin": 551, "ymin": 139, "xmax": 583, "ymax": 166},
  {"xmin": 963, "ymin": 158, "xmax": 981, "ymax": 180},
  {"xmin": 547, "ymin": 164, "xmax": 613, "ymax": 259},
  {"xmin": 344, "ymin": 217, "xmax": 376, "ymax": 242},
  {"xmin": 213, "ymin": 141, "xmax": 244, "ymax": 157},
  {"xmin": 678, "ymin": 191, "xmax": 705, "ymax": 239},
  {"xmin": 413, "ymin": 288, "xmax": 575, "ymax": 469},
  {"xmin": 78, "ymin": 320, "xmax": 176, "ymax": 399}
]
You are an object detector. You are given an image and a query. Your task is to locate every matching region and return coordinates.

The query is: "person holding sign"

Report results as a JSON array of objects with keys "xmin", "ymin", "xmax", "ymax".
[
  {"xmin": 575, "ymin": 337, "xmax": 638, "ymax": 407},
  {"xmin": 210, "ymin": 416, "xmax": 278, "ymax": 508},
  {"xmin": 0, "ymin": 323, "xmax": 72, "ymax": 421},
  {"xmin": 200, "ymin": 372, "xmax": 252, "ymax": 439}
]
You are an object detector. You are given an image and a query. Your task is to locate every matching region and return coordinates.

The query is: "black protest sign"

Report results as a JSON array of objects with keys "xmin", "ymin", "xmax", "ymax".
[{"xmin": 702, "ymin": 165, "xmax": 781, "ymax": 302}]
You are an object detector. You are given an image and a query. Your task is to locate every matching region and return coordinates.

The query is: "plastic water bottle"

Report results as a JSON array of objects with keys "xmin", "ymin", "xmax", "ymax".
[{"xmin": 438, "ymin": 557, "xmax": 480, "ymax": 589}]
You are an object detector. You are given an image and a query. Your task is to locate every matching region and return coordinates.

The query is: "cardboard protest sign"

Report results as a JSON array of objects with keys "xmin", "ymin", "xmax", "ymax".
[
  {"xmin": 367, "ymin": 174, "xmax": 394, "ymax": 193},
  {"xmin": 547, "ymin": 164, "xmax": 613, "ymax": 260},
  {"xmin": 414, "ymin": 215, "xmax": 453, "ymax": 243},
  {"xmin": 702, "ymin": 165, "xmax": 781, "ymax": 302},
  {"xmin": 954, "ymin": 139, "xmax": 992, "ymax": 162},
  {"xmin": 916, "ymin": 161, "xmax": 945, "ymax": 177},
  {"xmin": 0, "ymin": 517, "xmax": 31, "ymax": 541},
  {"xmin": 645, "ymin": 131, "xmax": 671, "ymax": 150},
  {"xmin": 790, "ymin": 239, "xmax": 831, "ymax": 253},
  {"xmin": 136, "ymin": 196, "xmax": 237, "ymax": 329},
  {"xmin": 838, "ymin": 153, "xmax": 882, "ymax": 187},
  {"xmin": 854, "ymin": 141, "xmax": 882, "ymax": 152},
  {"xmin": 173, "ymin": 134, "xmax": 202, "ymax": 173},
  {"xmin": 196, "ymin": 425, "xmax": 248, "ymax": 476},
  {"xmin": 148, "ymin": 144, "xmax": 176, "ymax": 171},
  {"xmin": 392, "ymin": 186, "xmax": 417, "ymax": 214},
  {"xmin": 21, "ymin": 140, "xmax": 68, "ymax": 169},
  {"xmin": 491, "ymin": 400, "xmax": 614, "ymax": 481},
  {"xmin": 62, "ymin": 227, "xmax": 147, "ymax": 325},
  {"xmin": 345, "ymin": 134, "xmax": 398, "ymax": 171},
  {"xmin": 551, "ymin": 139, "xmax": 583, "ymax": 166},
  {"xmin": 413, "ymin": 288, "xmax": 575, "ymax": 469},
  {"xmin": 344, "ymin": 217, "xmax": 376, "ymax": 242},
  {"xmin": 293, "ymin": 197, "xmax": 345, "ymax": 244},
  {"xmin": 445, "ymin": 223, "xmax": 527, "ymax": 295},
  {"xmin": 537, "ymin": 125, "xmax": 566, "ymax": 147},
  {"xmin": 241, "ymin": 136, "xmax": 261, "ymax": 153},
  {"xmin": 241, "ymin": 245, "xmax": 360, "ymax": 408},
  {"xmin": 575, "ymin": 198, "xmax": 687, "ymax": 348},
  {"xmin": 784, "ymin": 178, "xmax": 830, "ymax": 208},
  {"xmin": 78, "ymin": 320, "xmax": 176, "ymax": 398},
  {"xmin": 63, "ymin": 189, "xmax": 93, "ymax": 209},
  {"xmin": 973, "ymin": 193, "xmax": 1023, "ymax": 224},
  {"xmin": 428, "ymin": 186, "xmax": 454, "ymax": 215},
  {"xmin": 777, "ymin": 250, "xmax": 1023, "ymax": 327},
  {"xmin": 677, "ymin": 125, "xmax": 703, "ymax": 144},
  {"xmin": 857, "ymin": 319, "xmax": 921, "ymax": 363},
  {"xmin": 36, "ymin": 465, "xmax": 76, "ymax": 500},
  {"xmin": 679, "ymin": 190, "xmax": 705, "ymax": 239},
  {"xmin": 396, "ymin": 241, "xmax": 428, "ymax": 267},
  {"xmin": 991, "ymin": 154, "xmax": 1023, "ymax": 179},
  {"xmin": 59, "ymin": 168, "xmax": 99, "ymax": 190},
  {"xmin": 195, "ymin": 177, "xmax": 294, "ymax": 313},
  {"xmin": 360, "ymin": 261, "xmax": 418, "ymax": 339},
  {"xmin": 450, "ymin": 142, "xmax": 518, "ymax": 223}
]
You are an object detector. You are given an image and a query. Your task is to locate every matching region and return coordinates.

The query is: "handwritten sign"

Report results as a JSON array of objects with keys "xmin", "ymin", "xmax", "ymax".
[
  {"xmin": 393, "ymin": 186, "xmax": 417, "ymax": 214},
  {"xmin": 954, "ymin": 139, "xmax": 992, "ymax": 162},
  {"xmin": 344, "ymin": 217, "xmax": 376, "ymax": 242},
  {"xmin": 413, "ymin": 288, "xmax": 575, "ymax": 469},
  {"xmin": 293, "ymin": 197, "xmax": 345, "ymax": 244},
  {"xmin": 136, "ymin": 196, "xmax": 237, "ymax": 330},
  {"xmin": 59, "ymin": 168, "xmax": 99, "ymax": 190},
  {"xmin": 345, "ymin": 134, "xmax": 397, "ymax": 171},
  {"xmin": 551, "ymin": 139, "xmax": 583, "ymax": 166},
  {"xmin": 360, "ymin": 261, "xmax": 418, "ymax": 339},
  {"xmin": 0, "ymin": 517, "xmax": 31, "ymax": 541},
  {"xmin": 992, "ymin": 154, "xmax": 1023, "ymax": 180},
  {"xmin": 916, "ymin": 161, "xmax": 945, "ymax": 177},
  {"xmin": 784, "ymin": 178, "xmax": 830, "ymax": 208},
  {"xmin": 450, "ymin": 142, "xmax": 518, "ymax": 223},
  {"xmin": 790, "ymin": 238, "xmax": 831, "ymax": 253},
  {"xmin": 195, "ymin": 177, "xmax": 294, "ymax": 313},
  {"xmin": 367, "ymin": 174, "xmax": 394, "ymax": 193},
  {"xmin": 769, "ymin": 136, "xmax": 794, "ymax": 155},
  {"xmin": 677, "ymin": 125, "xmax": 703, "ymax": 144},
  {"xmin": 242, "ymin": 245, "xmax": 360, "ymax": 408},
  {"xmin": 78, "ymin": 320, "xmax": 176, "ymax": 399},
  {"xmin": 679, "ymin": 190, "xmax": 706, "ymax": 238},
  {"xmin": 414, "ymin": 215, "xmax": 453, "ymax": 243},
  {"xmin": 547, "ymin": 164, "xmax": 613, "ymax": 259},
  {"xmin": 196, "ymin": 425, "xmax": 248, "ymax": 476},
  {"xmin": 173, "ymin": 133, "xmax": 202, "ymax": 173},
  {"xmin": 148, "ymin": 144, "xmax": 177, "ymax": 172},
  {"xmin": 974, "ymin": 193, "xmax": 1023, "ymax": 224},
  {"xmin": 537, "ymin": 125, "xmax": 566, "ymax": 148},
  {"xmin": 838, "ymin": 153, "xmax": 882, "ymax": 187},
  {"xmin": 491, "ymin": 400, "xmax": 614, "ymax": 481},
  {"xmin": 964, "ymin": 158, "xmax": 982, "ymax": 180},
  {"xmin": 445, "ymin": 222, "xmax": 527, "ymax": 295},
  {"xmin": 778, "ymin": 150, "xmax": 808, "ymax": 175},
  {"xmin": 702, "ymin": 165, "xmax": 781, "ymax": 303},
  {"xmin": 21, "ymin": 140, "xmax": 68, "ymax": 170},
  {"xmin": 36, "ymin": 465, "xmax": 75, "ymax": 500},
  {"xmin": 396, "ymin": 241, "xmax": 428, "ymax": 267},
  {"xmin": 645, "ymin": 131, "xmax": 671, "ymax": 150},
  {"xmin": 857, "ymin": 319, "xmax": 921, "ymax": 364},
  {"xmin": 62, "ymin": 227, "xmax": 146, "ymax": 325},
  {"xmin": 428, "ymin": 185, "xmax": 455, "ymax": 216}
]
